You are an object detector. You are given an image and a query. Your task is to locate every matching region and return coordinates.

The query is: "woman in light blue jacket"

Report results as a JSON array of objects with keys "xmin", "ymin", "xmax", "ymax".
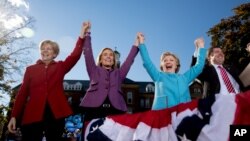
[{"xmin": 137, "ymin": 33, "xmax": 207, "ymax": 110}]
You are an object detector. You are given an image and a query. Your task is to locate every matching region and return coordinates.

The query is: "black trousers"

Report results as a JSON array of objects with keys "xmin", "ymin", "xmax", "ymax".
[
  {"xmin": 81, "ymin": 98, "xmax": 125, "ymax": 141},
  {"xmin": 21, "ymin": 104, "xmax": 65, "ymax": 141},
  {"xmin": 82, "ymin": 98, "xmax": 125, "ymax": 121}
]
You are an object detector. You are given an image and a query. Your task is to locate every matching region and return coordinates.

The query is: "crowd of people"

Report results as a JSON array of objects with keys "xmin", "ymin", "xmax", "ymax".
[{"xmin": 6, "ymin": 21, "xmax": 250, "ymax": 141}]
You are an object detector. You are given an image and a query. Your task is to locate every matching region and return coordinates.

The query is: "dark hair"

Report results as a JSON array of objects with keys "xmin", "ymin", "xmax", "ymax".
[{"xmin": 207, "ymin": 46, "xmax": 222, "ymax": 64}]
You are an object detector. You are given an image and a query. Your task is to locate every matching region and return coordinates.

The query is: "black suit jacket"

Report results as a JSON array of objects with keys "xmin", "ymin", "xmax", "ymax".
[
  {"xmin": 189, "ymin": 56, "xmax": 248, "ymax": 132},
  {"xmin": 191, "ymin": 56, "xmax": 244, "ymax": 96},
  {"xmin": 191, "ymin": 56, "xmax": 246, "ymax": 123}
]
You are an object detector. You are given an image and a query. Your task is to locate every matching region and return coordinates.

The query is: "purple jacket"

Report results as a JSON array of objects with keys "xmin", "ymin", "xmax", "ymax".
[{"xmin": 79, "ymin": 35, "xmax": 138, "ymax": 111}]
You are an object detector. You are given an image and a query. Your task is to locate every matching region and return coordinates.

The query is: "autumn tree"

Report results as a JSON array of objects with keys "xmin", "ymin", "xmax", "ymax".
[
  {"xmin": 0, "ymin": 0, "xmax": 35, "ymax": 138},
  {"xmin": 207, "ymin": 2, "xmax": 250, "ymax": 70}
]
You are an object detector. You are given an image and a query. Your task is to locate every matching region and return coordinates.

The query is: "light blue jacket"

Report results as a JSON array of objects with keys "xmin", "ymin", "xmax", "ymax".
[{"xmin": 139, "ymin": 44, "xmax": 206, "ymax": 110}]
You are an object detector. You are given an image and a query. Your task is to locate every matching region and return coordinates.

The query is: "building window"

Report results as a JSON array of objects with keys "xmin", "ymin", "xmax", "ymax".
[
  {"xmin": 70, "ymin": 85, "xmax": 73, "ymax": 90},
  {"xmin": 68, "ymin": 97, "xmax": 72, "ymax": 104},
  {"xmin": 194, "ymin": 88, "xmax": 201, "ymax": 93},
  {"xmin": 140, "ymin": 99, "xmax": 145, "ymax": 108},
  {"xmin": 75, "ymin": 82, "xmax": 83, "ymax": 91},
  {"xmin": 127, "ymin": 92, "xmax": 133, "ymax": 104},
  {"xmin": 66, "ymin": 85, "xmax": 70, "ymax": 90},
  {"xmin": 145, "ymin": 98, "xmax": 150, "ymax": 108},
  {"xmin": 63, "ymin": 82, "xmax": 69, "ymax": 90},
  {"xmin": 146, "ymin": 83, "xmax": 154, "ymax": 93},
  {"xmin": 127, "ymin": 107, "xmax": 133, "ymax": 114},
  {"xmin": 78, "ymin": 85, "xmax": 81, "ymax": 90}
]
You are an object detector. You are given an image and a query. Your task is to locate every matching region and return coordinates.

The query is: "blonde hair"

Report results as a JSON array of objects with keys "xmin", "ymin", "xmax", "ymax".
[
  {"xmin": 39, "ymin": 40, "xmax": 60, "ymax": 58},
  {"xmin": 96, "ymin": 48, "xmax": 117, "ymax": 69},
  {"xmin": 160, "ymin": 52, "xmax": 180, "ymax": 73}
]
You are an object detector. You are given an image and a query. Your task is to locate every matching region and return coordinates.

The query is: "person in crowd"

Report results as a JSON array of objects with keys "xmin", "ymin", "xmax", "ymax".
[
  {"xmin": 7, "ymin": 22, "xmax": 89, "ymax": 141},
  {"xmin": 190, "ymin": 42, "xmax": 250, "ymax": 122},
  {"xmin": 79, "ymin": 22, "xmax": 139, "ymax": 121},
  {"xmin": 138, "ymin": 32, "xmax": 207, "ymax": 110},
  {"xmin": 247, "ymin": 42, "xmax": 250, "ymax": 52},
  {"xmin": 238, "ymin": 42, "xmax": 250, "ymax": 73}
]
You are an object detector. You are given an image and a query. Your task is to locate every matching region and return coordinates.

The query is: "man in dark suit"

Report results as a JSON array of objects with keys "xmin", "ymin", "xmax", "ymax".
[
  {"xmin": 178, "ymin": 42, "xmax": 250, "ymax": 141},
  {"xmin": 191, "ymin": 42, "xmax": 249, "ymax": 122},
  {"xmin": 191, "ymin": 47, "xmax": 242, "ymax": 96}
]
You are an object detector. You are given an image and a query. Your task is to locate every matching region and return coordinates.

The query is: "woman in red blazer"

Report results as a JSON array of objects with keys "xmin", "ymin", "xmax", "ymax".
[{"xmin": 7, "ymin": 22, "xmax": 89, "ymax": 141}]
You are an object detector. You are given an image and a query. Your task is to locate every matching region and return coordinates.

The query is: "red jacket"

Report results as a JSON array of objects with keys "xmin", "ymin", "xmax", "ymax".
[{"xmin": 11, "ymin": 37, "xmax": 84, "ymax": 125}]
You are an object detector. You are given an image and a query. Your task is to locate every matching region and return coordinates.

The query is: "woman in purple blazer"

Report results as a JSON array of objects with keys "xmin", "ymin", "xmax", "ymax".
[{"xmin": 79, "ymin": 22, "xmax": 139, "ymax": 121}]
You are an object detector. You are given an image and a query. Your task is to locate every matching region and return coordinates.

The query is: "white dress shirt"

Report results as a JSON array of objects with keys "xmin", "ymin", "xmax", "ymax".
[{"xmin": 212, "ymin": 64, "xmax": 240, "ymax": 94}]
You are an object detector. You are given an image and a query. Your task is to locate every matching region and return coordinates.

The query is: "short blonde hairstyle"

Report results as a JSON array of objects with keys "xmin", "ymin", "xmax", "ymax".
[
  {"xmin": 96, "ymin": 48, "xmax": 117, "ymax": 69},
  {"xmin": 160, "ymin": 52, "xmax": 180, "ymax": 73},
  {"xmin": 39, "ymin": 40, "xmax": 60, "ymax": 58}
]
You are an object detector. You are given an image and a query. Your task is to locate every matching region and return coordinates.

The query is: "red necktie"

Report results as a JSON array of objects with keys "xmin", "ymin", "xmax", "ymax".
[{"xmin": 218, "ymin": 66, "xmax": 235, "ymax": 93}]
